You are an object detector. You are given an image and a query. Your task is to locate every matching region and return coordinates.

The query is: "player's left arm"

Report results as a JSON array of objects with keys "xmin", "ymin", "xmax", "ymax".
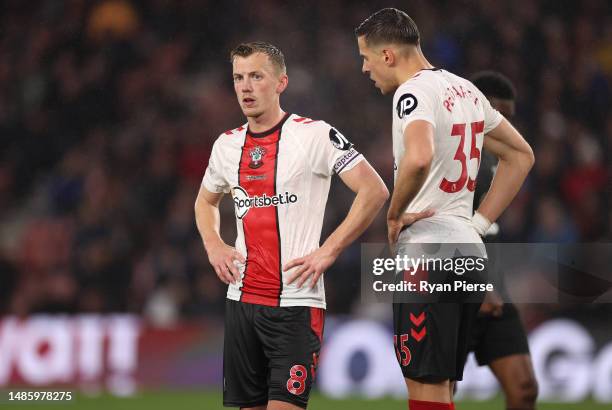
[
  {"xmin": 284, "ymin": 160, "xmax": 389, "ymax": 288},
  {"xmin": 386, "ymin": 120, "xmax": 436, "ymax": 246},
  {"xmin": 474, "ymin": 118, "xmax": 534, "ymax": 232}
]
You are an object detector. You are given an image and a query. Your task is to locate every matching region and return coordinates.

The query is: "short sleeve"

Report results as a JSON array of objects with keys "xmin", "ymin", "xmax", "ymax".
[
  {"xmin": 476, "ymin": 89, "xmax": 504, "ymax": 134},
  {"xmin": 306, "ymin": 122, "xmax": 364, "ymax": 177},
  {"xmin": 395, "ymin": 82, "xmax": 437, "ymax": 134},
  {"xmin": 202, "ymin": 139, "xmax": 230, "ymax": 193}
]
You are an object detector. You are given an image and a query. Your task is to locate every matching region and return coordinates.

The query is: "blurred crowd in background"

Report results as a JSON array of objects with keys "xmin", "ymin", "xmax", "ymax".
[{"xmin": 0, "ymin": 0, "xmax": 610, "ymax": 324}]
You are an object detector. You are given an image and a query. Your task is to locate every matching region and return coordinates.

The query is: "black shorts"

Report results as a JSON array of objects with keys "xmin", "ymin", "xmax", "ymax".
[
  {"xmin": 393, "ymin": 301, "xmax": 482, "ymax": 382},
  {"xmin": 468, "ymin": 302, "xmax": 530, "ymax": 366},
  {"xmin": 223, "ymin": 299, "xmax": 324, "ymax": 408},
  {"xmin": 391, "ymin": 254, "xmax": 486, "ymax": 381}
]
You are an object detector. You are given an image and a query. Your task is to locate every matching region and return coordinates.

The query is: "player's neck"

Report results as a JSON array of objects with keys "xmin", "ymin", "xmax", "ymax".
[
  {"xmin": 396, "ymin": 49, "xmax": 434, "ymax": 85},
  {"xmin": 247, "ymin": 107, "xmax": 286, "ymax": 134}
]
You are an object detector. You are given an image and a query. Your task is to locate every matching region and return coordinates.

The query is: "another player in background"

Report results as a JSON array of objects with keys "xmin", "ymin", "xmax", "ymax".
[
  {"xmin": 355, "ymin": 8, "xmax": 534, "ymax": 410},
  {"xmin": 466, "ymin": 71, "xmax": 538, "ymax": 409},
  {"xmin": 195, "ymin": 42, "xmax": 388, "ymax": 409}
]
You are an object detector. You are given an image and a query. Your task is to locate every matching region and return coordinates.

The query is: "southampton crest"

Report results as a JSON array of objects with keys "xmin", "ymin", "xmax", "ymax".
[{"xmin": 248, "ymin": 146, "xmax": 266, "ymax": 169}]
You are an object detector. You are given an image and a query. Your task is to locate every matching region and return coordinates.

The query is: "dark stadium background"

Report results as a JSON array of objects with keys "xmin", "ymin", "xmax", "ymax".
[{"xmin": 0, "ymin": 0, "xmax": 610, "ymax": 408}]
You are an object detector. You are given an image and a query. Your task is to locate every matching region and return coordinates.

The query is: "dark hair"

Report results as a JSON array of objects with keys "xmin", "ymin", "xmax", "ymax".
[
  {"xmin": 355, "ymin": 8, "xmax": 420, "ymax": 47},
  {"xmin": 230, "ymin": 41, "xmax": 286, "ymax": 73},
  {"xmin": 470, "ymin": 71, "xmax": 516, "ymax": 100}
]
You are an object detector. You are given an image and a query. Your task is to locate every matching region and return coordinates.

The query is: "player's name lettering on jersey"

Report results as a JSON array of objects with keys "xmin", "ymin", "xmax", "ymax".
[
  {"xmin": 443, "ymin": 85, "xmax": 479, "ymax": 113},
  {"xmin": 232, "ymin": 186, "xmax": 298, "ymax": 219}
]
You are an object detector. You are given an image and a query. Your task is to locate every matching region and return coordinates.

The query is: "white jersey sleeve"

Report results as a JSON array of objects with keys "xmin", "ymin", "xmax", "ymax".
[
  {"xmin": 474, "ymin": 87, "xmax": 504, "ymax": 134},
  {"xmin": 396, "ymin": 81, "xmax": 438, "ymax": 134},
  {"xmin": 202, "ymin": 138, "xmax": 230, "ymax": 193},
  {"xmin": 303, "ymin": 121, "xmax": 363, "ymax": 176}
]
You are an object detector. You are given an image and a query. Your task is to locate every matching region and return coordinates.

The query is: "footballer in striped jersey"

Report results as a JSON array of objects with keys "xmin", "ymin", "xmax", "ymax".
[{"xmin": 195, "ymin": 41, "xmax": 388, "ymax": 409}]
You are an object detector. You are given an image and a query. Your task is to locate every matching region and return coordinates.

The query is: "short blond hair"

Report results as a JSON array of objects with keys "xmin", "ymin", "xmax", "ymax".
[{"xmin": 230, "ymin": 41, "xmax": 286, "ymax": 74}]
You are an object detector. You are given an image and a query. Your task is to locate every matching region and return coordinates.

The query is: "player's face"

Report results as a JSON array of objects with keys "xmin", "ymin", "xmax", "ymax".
[
  {"xmin": 232, "ymin": 53, "xmax": 287, "ymax": 118},
  {"xmin": 489, "ymin": 97, "xmax": 515, "ymax": 118},
  {"xmin": 357, "ymin": 36, "xmax": 395, "ymax": 95}
]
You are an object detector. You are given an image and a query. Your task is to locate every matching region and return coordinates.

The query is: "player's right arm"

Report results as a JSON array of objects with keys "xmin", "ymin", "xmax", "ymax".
[
  {"xmin": 475, "ymin": 118, "xmax": 534, "ymax": 232},
  {"xmin": 387, "ymin": 120, "xmax": 436, "ymax": 245},
  {"xmin": 194, "ymin": 185, "xmax": 245, "ymax": 285},
  {"xmin": 196, "ymin": 137, "xmax": 245, "ymax": 285}
]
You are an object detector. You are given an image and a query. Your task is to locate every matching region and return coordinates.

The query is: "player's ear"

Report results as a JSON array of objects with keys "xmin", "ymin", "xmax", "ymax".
[
  {"xmin": 277, "ymin": 74, "xmax": 288, "ymax": 94},
  {"xmin": 382, "ymin": 48, "xmax": 395, "ymax": 66}
]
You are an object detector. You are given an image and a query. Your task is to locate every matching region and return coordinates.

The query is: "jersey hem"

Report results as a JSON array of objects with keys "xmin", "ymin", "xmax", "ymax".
[
  {"xmin": 400, "ymin": 116, "xmax": 437, "ymax": 133},
  {"xmin": 201, "ymin": 178, "xmax": 228, "ymax": 194},
  {"xmin": 225, "ymin": 294, "xmax": 326, "ymax": 309},
  {"xmin": 336, "ymin": 153, "xmax": 364, "ymax": 174},
  {"xmin": 485, "ymin": 114, "xmax": 504, "ymax": 134}
]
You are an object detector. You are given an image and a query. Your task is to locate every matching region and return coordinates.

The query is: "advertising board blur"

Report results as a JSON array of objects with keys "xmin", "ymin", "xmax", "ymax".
[{"xmin": 0, "ymin": 315, "xmax": 610, "ymax": 403}]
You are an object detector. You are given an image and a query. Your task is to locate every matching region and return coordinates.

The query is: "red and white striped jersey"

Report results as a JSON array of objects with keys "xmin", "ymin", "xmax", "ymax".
[
  {"xmin": 392, "ymin": 69, "xmax": 503, "ymax": 244},
  {"xmin": 202, "ymin": 113, "xmax": 364, "ymax": 308}
]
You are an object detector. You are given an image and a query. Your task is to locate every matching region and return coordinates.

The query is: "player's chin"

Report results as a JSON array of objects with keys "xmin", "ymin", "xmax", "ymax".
[
  {"xmin": 378, "ymin": 84, "xmax": 392, "ymax": 95},
  {"xmin": 241, "ymin": 106, "xmax": 262, "ymax": 117},
  {"xmin": 373, "ymin": 82, "xmax": 388, "ymax": 95}
]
